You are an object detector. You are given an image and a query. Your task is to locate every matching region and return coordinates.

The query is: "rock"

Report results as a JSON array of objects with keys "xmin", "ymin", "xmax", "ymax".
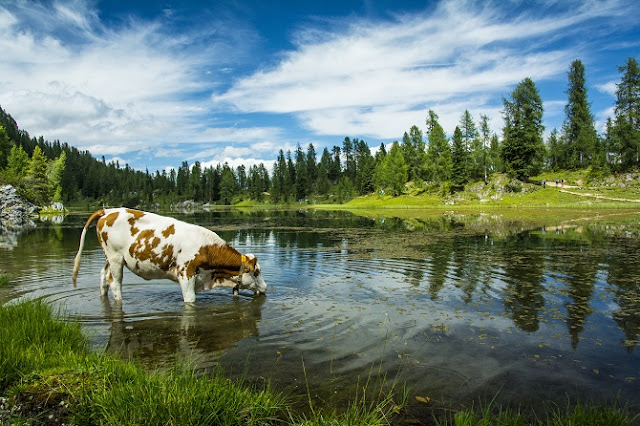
[{"xmin": 0, "ymin": 185, "xmax": 39, "ymax": 249}]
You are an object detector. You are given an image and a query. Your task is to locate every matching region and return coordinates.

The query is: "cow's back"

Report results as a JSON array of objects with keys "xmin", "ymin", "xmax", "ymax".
[{"xmin": 97, "ymin": 208, "xmax": 226, "ymax": 281}]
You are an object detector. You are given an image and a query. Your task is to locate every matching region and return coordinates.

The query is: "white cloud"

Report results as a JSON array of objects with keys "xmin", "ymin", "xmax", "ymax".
[
  {"xmin": 595, "ymin": 81, "xmax": 618, "ymax": 96},
  {"xmin": 0, "ymin": 0, "xmax": 258, "ymax": 159},
  {"xmin": 214, "ymin": 0, "xmax": 630, "ymax": 139}
]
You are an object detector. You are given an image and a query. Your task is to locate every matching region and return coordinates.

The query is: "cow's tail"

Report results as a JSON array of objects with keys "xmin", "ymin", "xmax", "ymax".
[{"xmin": 72, "ymin": 209, "xmax": 105, "ymax": 286}]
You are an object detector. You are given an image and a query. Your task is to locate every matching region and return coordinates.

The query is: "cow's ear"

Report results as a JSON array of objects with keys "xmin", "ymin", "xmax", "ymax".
[{"xmin": 249, "ymin": 257, "xmax": 257, "ymax": 269}]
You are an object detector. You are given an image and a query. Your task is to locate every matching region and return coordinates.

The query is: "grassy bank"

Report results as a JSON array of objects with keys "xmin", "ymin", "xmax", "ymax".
[
  {"xmin": 1, "ymin": 298, "xmax": 638, "ymax": 425},
  {"xmin": 0, "ymin": 299, "xmax": 401, "ymax": 425}
]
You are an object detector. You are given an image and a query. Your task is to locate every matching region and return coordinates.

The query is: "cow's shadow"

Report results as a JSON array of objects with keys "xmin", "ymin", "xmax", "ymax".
[{"xmin": 100, "ymin": 295, "xmax": 266, "ymax": 368}]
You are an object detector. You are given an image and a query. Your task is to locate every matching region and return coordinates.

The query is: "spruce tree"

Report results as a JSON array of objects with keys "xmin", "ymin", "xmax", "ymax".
[
  {"xmin": 451, "ymin": 126, "xmax": 469, "ymax": 186},
  {"xmin": 6, "ymin": 145, "xmax": 29, "ymax": 179},
  {"xmin": 0, "ymin": 126, "xmax": 12, "ymax": 170},
  {"xmin": 563, "ymin": 59, "xmax": 599, "ymax": 168},
  {"xmin": 27, "ymin": 145, "xmax": 50, "ymax": 204},
  {"xmin": 612, "ymin": 57, "xmax": 640, "ymax": 170},
  {"xmin": 425, "ymin": 110, "xmax": 452, "ymax": 184},
  {"xmin": 501, "ymin": 78, "xmax": 546, "ymax": 180}
]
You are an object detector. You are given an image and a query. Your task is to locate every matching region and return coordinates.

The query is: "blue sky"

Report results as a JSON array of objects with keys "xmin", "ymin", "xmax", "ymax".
[{"xmin": 1, "ymin": 0, "xmax": 639, "ymax": 173}]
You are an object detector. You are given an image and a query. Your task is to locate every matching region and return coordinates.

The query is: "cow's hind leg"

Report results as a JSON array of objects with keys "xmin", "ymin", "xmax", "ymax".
[
  {"xmin": 99, "ymin": 263, "xmax": 111, "ymax": 296},
  {"xmin": 107, "ymin": 258, "xmax": 125, "ymax": 301}
]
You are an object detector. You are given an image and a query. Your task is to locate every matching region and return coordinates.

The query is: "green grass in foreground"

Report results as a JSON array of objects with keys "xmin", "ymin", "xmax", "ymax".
[
  {"xmin": 0, "ymin": 299, "xmax": 398, "ymax": 425},
  {"xmin": 1, "ymin": 298, "xmax": 638, "ymax": 425}
]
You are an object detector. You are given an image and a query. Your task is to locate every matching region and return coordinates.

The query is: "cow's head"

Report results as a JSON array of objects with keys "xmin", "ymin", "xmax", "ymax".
[{"xmin": 238, "ymin": 254, "xmax": 267, "ymax": 295}]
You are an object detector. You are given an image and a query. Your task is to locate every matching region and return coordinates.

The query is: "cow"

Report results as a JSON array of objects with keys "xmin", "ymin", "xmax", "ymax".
[{"xmin": 72, "ymin": 208, "xmax": 267, "ymax": 303}]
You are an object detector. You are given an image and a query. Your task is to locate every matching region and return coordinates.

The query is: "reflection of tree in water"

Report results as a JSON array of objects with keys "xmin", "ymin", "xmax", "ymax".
[
  {"xmin": 101, "ymin": 296, "xmax": 265, "ymax": 368},
  {"xmin": 424, "ymin": 238, "xmax": 454, "ymax": 299},
  {"xmin": 451, "ymin": 236, "xmax": 495, "ymax": 303},
  {"xmin": 501, "ymin": 232, "xmax": 546, "ymax": 332},
  {"xmin": 606, "ymin": 242, "xmax": 640, "ymax": 352},
  {"xmin": 558, "ymin": 240, "xmax": 600, "ymax": 349}
]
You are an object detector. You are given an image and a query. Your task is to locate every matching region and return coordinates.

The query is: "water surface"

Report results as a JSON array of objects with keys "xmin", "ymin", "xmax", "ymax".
[{"xmin": 1, "ymin": 208, "xmax": 639, "ymax": 417}]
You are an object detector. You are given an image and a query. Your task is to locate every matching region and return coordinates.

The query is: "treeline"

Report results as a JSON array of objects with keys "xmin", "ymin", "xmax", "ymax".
[{"xmin": 0, "ymin": 57, "xmax": 639, "ymax": 206}]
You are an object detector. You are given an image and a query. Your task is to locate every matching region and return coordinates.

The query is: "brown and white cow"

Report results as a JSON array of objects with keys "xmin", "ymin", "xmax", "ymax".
[{"xmin": 72, "ymin": 208, "xmax": 267, "ymax": 302}]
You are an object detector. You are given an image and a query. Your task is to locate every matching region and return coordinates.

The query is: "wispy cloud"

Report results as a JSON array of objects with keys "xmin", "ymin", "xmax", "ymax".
[
  {"xmin": 0, "ymin": 0, "xmax": 266, "ymax": 159},
  {"xmin": 214, "ymin": 0, "xmax": 633, "ymax": 139}
]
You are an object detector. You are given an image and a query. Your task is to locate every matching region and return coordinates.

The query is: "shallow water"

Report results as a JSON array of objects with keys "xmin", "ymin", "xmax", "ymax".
[{"xmin": 1, "ymin": 209, "xmax": 640, "ymax": 416}]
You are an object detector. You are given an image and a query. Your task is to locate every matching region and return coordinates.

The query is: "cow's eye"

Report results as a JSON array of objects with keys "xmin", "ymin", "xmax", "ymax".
[{"xmin": 253, "ymin": 269, "xmax": 260, "ymax": 277}]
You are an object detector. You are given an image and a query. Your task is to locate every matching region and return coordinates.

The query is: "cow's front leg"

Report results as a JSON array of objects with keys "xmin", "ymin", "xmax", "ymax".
[{"xmin": 179, "ymin": 277, "xmax": 197, "ymax": 303}]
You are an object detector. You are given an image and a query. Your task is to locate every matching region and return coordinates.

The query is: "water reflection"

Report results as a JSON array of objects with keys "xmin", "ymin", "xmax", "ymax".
[{"xmin": 100, "ymin": 296, "xmax": 266, "ymax": 369}]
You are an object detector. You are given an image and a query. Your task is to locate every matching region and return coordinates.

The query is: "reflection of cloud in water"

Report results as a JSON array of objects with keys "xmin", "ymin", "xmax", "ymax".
[{"xmin": 101, "ymin": 296, "xmax": 266, "ymax": 369}]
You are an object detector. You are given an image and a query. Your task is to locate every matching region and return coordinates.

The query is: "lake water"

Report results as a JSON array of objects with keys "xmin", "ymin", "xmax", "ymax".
[{"xmin": 1, "ymin": 208, "xmax": 640, "ymax": 419}]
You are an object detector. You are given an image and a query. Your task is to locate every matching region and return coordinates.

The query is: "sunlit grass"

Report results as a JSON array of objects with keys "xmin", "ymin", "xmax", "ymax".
[
  {"xmin": 0, "ymin": 299, "xmax": 407, "ymax": 425},
  {"xmin": 436, "ymin": 397, "xmax": 638, "ymax": 426}
]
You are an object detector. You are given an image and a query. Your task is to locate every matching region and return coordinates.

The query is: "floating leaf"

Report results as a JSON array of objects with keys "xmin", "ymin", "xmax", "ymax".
[
  {"xmin": 593, "ymin": 369, "xmax": 600, "ymax": 375},
  {"xmin": 415, "ymin": 396, "xmax": 431, "ymax": 404}
]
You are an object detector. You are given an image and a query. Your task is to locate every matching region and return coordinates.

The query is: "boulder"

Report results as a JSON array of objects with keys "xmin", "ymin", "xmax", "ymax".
[{"xmin": 0, "ymin": 185, "xmax": 39, "ymax": 249}]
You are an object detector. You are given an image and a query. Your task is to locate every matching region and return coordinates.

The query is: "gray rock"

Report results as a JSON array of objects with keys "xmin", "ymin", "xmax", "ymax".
[{"xmin": 0, "ymin": 185, "xmax": 40, "ymax": 249}]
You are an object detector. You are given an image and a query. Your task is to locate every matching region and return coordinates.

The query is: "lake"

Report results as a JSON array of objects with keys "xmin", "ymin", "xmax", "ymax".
[{"xmin": 1, "ymin": 208, "xmax": 639, "ymax": 419}]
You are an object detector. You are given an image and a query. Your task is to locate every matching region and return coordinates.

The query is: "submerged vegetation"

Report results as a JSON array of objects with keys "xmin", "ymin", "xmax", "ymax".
[{"xmin": 0, "ymin": 297, "xmax": 638, "ymax": 425}]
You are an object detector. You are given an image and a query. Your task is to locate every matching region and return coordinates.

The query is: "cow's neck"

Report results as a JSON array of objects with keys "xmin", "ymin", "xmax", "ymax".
[{"xmin": 204, "ymin": 243, "xmax": 243, "ymax": 274}]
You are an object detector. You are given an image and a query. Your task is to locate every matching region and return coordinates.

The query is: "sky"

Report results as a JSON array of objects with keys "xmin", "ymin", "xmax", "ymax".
[{"xmin": 1, "ymin": 0, "xmax": 639, "ymax": 173}]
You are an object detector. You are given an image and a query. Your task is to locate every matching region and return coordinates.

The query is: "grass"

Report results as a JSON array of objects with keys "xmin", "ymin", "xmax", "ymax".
[
  {"xmin": 440, "ymin": 400, "xmax": 637, "ymax": 426},
  {"xmin": 1, "ymin": 296, "xmax": 637, "ymax": 425},
  {"xmin": 0, "ymin": 298, "xmax": 405, "ymax": 425}
]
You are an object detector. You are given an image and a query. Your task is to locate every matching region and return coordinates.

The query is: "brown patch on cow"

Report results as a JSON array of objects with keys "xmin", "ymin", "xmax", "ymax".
[
  {"xmin": 161, "ymin": 224, "xmax": 175, "ymax": 238},
  {"xmin": 183, "ymin": 243, "xmax": 245, "ymax": 279},
  {"xmin": 128, "ymin": 229, "xmax": 176, "ymax": 271},
  {"xmin": 101, "ymin": 231, "xmax": 109, "ymax": 245},
  {"xmin": 126, "ymin": 209, "xmax": 145, "ymax": 220},
  {"xmin": 126, "ymin": 209, "xmax": 145, "ymax": 237},
  {"xmin": 103, "ymin": 211, "xmax": 120, "ymax": 227}
]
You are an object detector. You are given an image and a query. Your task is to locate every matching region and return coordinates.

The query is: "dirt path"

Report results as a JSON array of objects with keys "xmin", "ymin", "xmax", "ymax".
[{"xmin": 558, "ymin": 188, "xmax": 640, "ymax": 203}]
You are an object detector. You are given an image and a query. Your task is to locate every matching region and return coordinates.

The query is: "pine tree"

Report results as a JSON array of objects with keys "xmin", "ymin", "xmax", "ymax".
[
  {"xmin": 6, "ymin": 145, "xmax": 29, "ymax": 179},
  {"xmin": 425, "ymin": 110, "xmax": 452, "ymax": 184},
  {"xmin": 343, "ymin": 137, "xmax": 356, "ymax": 182},
  {"xmin": 501, "ymin": 78, "xmax": 546, "ymax": 180},
  {"xmin": 329, "ymin": 146, "xmax": 341, "ymax": 184},
  {"xmin": 47, "ymin": 151, "xmax": 66, "ymax": 202},
  {"xmin": 219, "ymin": 163, "xmax": 236, "ymax": 205},
  {"xmin": 270, "ymin": 150, "xmax": 287, "ymax": 202},
  {"xmin": 0, "ymin": 126, "xmax": 12, "ymax": 170},
  {"xmin": 317, "ymin": 148, "xmax": 332, "ymax": 195},
  {"xmin": 400, "ymin": 131, "xmax": 416, "ymax": 179},
  {"xmin": 409, "ymin": 125, "xmax": 427, "ymax": 181},
  {"xmin": 27, "ymin": 146, "xmax": 50, "ymax": 204},
  {"xmin": 460, "ymin": 110, "xmax": 481, "ymax": 179},
  {"xmin": 451, "ymin": 126, "xmax": 469, "ymax": 186},
  {"xmin": 374, "ymin": 142, "xmax": 408, "ymax": 196},
  {"xmin": 294, "ymin": 144, "xmax": 308, "ymax": 201},
  {"xmin": 547, "ymin": 129, "xmax": 562, "ymax": 170},
  {"xmin": 612, "ymin": 57, "xmax": 640, "ymax": 170},
  {"xmin": 563, "ymin": 59, "xmax": 599, "ymax": 168},
  {"xmin": 306, "ymin": 143, "xmax": 317, "ymax": 192},
  {"xmin": 479, "ymin": 114, "xmax": 492, "ymax": 181},
  {"xmin": 355, "ymin": 139, "xmax": 375, "ymax": 194}
]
